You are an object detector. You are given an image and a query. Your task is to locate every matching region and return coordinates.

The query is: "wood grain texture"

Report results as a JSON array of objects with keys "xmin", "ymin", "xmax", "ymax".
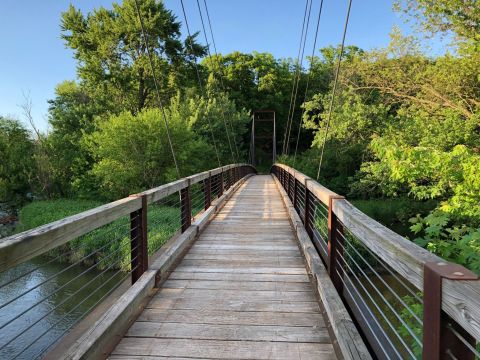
[
  {"xmin": 112, "ymin": 338, "xmax": 336, "ymax": 359},
  {"xmin": 0, "ymin": 196, "xmax": 142, "ymax": 272},
  {"xmin": 273, "ymin": 175, "xmax": 372, "ymax": 360},
  {"xmin": 110, "ymin": 175, "xmax": 337, "ymax": 359},
  {"xmin": 333, "ymin": 198, "xmax": 480, "ymax": 341}
]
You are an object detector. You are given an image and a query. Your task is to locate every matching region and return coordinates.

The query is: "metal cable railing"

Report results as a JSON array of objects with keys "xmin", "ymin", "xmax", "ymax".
[
  {"xmin": 0, "ymin": 163, "xmax": 256, "ymax": 360},
  {"xmin": 272, "ymin": 163, "xmax": 480, "ymax": 360}
]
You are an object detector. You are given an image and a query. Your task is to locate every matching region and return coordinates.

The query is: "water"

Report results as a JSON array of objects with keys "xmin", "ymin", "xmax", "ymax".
[{"xmin": 0, "ymin": 257, "xmax": 124, "ymax": 359}]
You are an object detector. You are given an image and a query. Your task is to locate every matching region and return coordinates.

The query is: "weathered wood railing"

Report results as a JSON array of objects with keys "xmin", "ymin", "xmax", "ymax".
[
  {"xmin": 272, "ymin": 163, "xmax": 480, "ymax": 360},
  {"xmin": 0, "ymin": 163, "xmax": 256, "ymax": 359}
]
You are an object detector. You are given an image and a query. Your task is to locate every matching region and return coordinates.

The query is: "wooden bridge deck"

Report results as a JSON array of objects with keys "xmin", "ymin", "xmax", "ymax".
[{"xmin": 109, "ymin": 175, "xmax": 337, "ymax": 359}]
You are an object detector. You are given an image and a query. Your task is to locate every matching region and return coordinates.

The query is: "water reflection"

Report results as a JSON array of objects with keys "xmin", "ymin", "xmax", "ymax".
[{"xmin": 0, "ymin": 257, "xmax": 124, "ymax": 359}]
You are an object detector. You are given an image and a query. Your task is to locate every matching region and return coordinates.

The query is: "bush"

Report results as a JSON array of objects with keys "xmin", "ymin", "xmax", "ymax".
[
  {"xmin": 16, "ymin": 199, "xmax": 102, "ymax": 232},
  {"xmin": 0, "ymin": 117, "xmax": 35, "ymax": 205},
  {"xmin": 86, "ymin": 106, "xmax": 214, "ymax": 199},
  {"xmin": 352, "ymin": 198, "xmax": 437, "ymax": 237}
]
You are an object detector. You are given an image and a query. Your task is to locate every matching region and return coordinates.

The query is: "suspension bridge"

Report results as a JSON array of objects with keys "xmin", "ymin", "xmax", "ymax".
[
  {"xmin": 1, "ymin": 0, "xmax": 479, "ymax": 358},
  {"xmin": 0, "ymin": 163, "xmax": 479, "ymax": 359}
]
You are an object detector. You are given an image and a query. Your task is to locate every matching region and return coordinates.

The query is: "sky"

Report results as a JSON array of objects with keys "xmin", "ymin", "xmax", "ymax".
[{"xmin": 0, "ymin": 0, "xmax": 448, "ymax": 132}]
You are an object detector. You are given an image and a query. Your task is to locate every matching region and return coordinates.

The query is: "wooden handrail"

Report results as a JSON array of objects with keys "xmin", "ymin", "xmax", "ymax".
[
  {"xmin": 274, "ymin": 163, "xmax": 337, "ymax": 205},
  {"xmin": 0, "ymin": 163, "xmax": 255, "ymax": 273},
  {"xmin": 272, "ymin": 163, "xmax": 480, "ymax": 345}
]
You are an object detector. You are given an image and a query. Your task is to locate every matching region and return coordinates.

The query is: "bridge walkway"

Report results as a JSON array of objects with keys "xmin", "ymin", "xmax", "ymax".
[{"xmin": 109, "ymin": 175, "xmax": 337, "ymax": 359}]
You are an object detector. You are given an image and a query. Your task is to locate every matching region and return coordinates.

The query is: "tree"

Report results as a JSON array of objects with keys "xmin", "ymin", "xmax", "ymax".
[
  {"xmin": 61, "ymin": 0, "xmax": 206, "ymax": 114},
  {"xmin": 395, "ymin": 0, "xmax": 480, "ymax": 44},
  {"xmin": 0, "ymin": 117, "xmax": 35, "ymax": 204},
  {"xmin": 86, "ymin": 98, "xmax": 215, "ymax": 199},
  {"xmin": 47, "ymin": 81, "xmax": 101, "ymax": 196}
]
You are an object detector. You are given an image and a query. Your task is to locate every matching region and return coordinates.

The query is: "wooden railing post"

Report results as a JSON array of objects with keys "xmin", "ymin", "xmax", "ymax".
[
  {"xmin": 423, "ymin": 262, "xmax": 478, "ymax": 360},
  {"xmin": 204, "ymin": 172, "xmax": 211, "ymax": 210},
  {"xmin": 304, "ymin": 179, "xmax": 313, "ymax": 238},
  {"xmin": 328, "ymin": 195, "xmax": 345, "ymax": 293},
  {"xmin": 180, "ymin": 180, "xmax": 191, "ymax": 232},
  {"xmin": 130, "ymin": 194, "xmax": 148, "ymax": 284}
]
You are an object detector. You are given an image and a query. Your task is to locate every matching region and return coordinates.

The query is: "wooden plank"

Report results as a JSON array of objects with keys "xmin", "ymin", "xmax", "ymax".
[
  {"xmin": 137, "ymin": 308, "xmax": 324, "ymax": 327},
  {"xmin": 186, "ymin": 248, "xmax": 302, "ymax": 257},
  {"xmin": 112, "ymin": 338, "xmax": 336, "ymax": 359},
  {"xmin": 179, "ymin": 259, "xmax": 304, "ymax": 268},
  {"xmin": 183, "ymin": 253, "xmax": 302, "ymax": 261},
  {"xmin": 162, "ymin": 279, "xmax": 312, "ymax": 291},
  {"xmin": 273, "ymin": 175, "xmax": 372, "ymax": 360},
  {"xmin": 126, "ymin": 322, "xmax": 330, "ymax": 343},
  {"xmin": 107, "ymin": 175, "xmax": 338, "ymax": 360},
  {"xmin": 174, "ymin": 265, "xmax": 307, "ymax": 275},
  {"xmin": 169, "ymin": 271, "xmax": 310, "ymax": 283},
  {"xmin": 273, "ymin": 163, "xmax": 337, "ymax": 206},
  {"xmin": 56, "ymin": 270, "xmax": 156, "ymax": 360},
  {"xmin": 333, "ymin": 198, "xmax": 480, "ymax": 341},
  {"xmin": 0, "ymin": 196, "xmax": 141, "ymax": 272},
  {"xmin": 141, "ymin": 178, "xmax": 188, "ymax": 204},
  {"xmin": 154, "ymin": 288, "xmax": 317, "ymax": 302},
  {"xmin": 147, "ymin": 297, "xmax": 320, "ymax": 313},
  {"xmin": 190, "ymin": 244, "xmax": 299, "ymax": 251}
]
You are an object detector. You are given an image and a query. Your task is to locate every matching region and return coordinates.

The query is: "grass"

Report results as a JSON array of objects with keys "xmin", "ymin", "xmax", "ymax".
[
  {"xmin": 16, "ymin": 198, "xmax": 187, "ymax": 271},
  {"xmin": 16, "ymin": 199, "xmax": 104, "ymax": 233}
]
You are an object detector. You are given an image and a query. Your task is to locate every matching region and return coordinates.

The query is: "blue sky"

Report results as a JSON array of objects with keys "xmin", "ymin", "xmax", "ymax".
[{"xmin": 0, "ymin": 0, "xmax": 447, "ymax": 132}]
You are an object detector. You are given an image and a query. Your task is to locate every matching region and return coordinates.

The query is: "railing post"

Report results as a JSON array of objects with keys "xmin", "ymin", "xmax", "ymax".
[
  {"xmin": 219, "ymin": 171, "xmax": 224, "ymax": 196},
  {"xmin": 225, "ymin": 168, "xmax": 230, "ymax": 190},
  {"xmin": 423, "ymin": 262, "xmax": 478, "ymax": 360},
  {"xmin": 286, "ymin": 172, "xmax": 291, "ymax": 199},
  {"xmin": 293, "ymin": 178, "xmax": 298, "ymax": 211},
  {"xmin": 328, "ymin": 195, "xmax": 345, "ymax": 293},
  {"xmin": 130, "ymin": 194, "xmax": 148, "ymax": 284},
  {"xmin": 204, "ymin": 172, "xmax": 211, "ymax": 210},
  {"xmin": 288, "ymin": 172, "xmax": 294, "ymax": 200},
  {"xmin": 180, "ymin": 180, "xmax": 191, "ymax": 232},
  {"xmin": 304, "ymin": 179, "xmax": 313, "ymax": 238}
]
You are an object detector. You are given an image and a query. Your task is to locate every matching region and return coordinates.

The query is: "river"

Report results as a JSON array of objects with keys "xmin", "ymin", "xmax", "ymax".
[{"xmin": 0, "ymin": 257, "xmax": 123, "ymax": 359}]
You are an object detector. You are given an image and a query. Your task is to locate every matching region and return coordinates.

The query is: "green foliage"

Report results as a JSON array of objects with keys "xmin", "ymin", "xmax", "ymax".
[
  {"xmin": 61, "ymin": 0, "xmax": 205, "ymax": 113},
  {"xmin": 410, "ymin": 211, "xmax": 480, "ymax": 274},
  {"xmin": 47, "ymin": 81, "xmax": 101, "ymax": 196},
  {"xmin": 16, "ymin": 198, "xmax": 183, "ymax": 271},
  {"xmin": 183, "ymin": 93, "xmax": 250, "ymax": 163},
  {"xmin": 397, "ymin": 293, "xmax": 423, "ymax": 358},
  {"xmin": 16, "ymin": 198, "xmax": 103, "ymax": 232},
  {"xmin": 0, "ymin": 117, "xmax": 35, "ymax": 205},
  {"xmin": 395, "ymin": 0, "xmax": 480, "ymax": 45},
  {"xmin": 352, "ymin": 198, "xmax": 437, "ymax": 237},
  {"xmin": 86, "ymin": 99, "xmax": 215, "ymax": 199}
]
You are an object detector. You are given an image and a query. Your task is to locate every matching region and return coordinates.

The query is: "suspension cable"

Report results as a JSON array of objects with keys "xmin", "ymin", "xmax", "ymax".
[
  {"xmin": 195, "ymin": 0, "xmax": 236, "ymax": 164},
  {"xmin": 285, "ymin": 0, "xmax": 313, "ymax": 155},
  {"xmin": 316, "ymin": 0, "xmax": 353, "ymax": 180},
  {"xmin": 133, "ymin": 0, "xmax": 180, "ymax": 179},
  {"xmin": 202, "ymin": 0, "xmax": 241, "ymax": 161},
  {"xmin": 180, "ymin": 0, "xmax": 221, "ymax": 167},
  {"xmin": 282, "ymin": 0, "xmax": 310, "ymax": 155},
  {"xmin": 293, "ymin": 0, "xmax": 324, "ymax": 166}
]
